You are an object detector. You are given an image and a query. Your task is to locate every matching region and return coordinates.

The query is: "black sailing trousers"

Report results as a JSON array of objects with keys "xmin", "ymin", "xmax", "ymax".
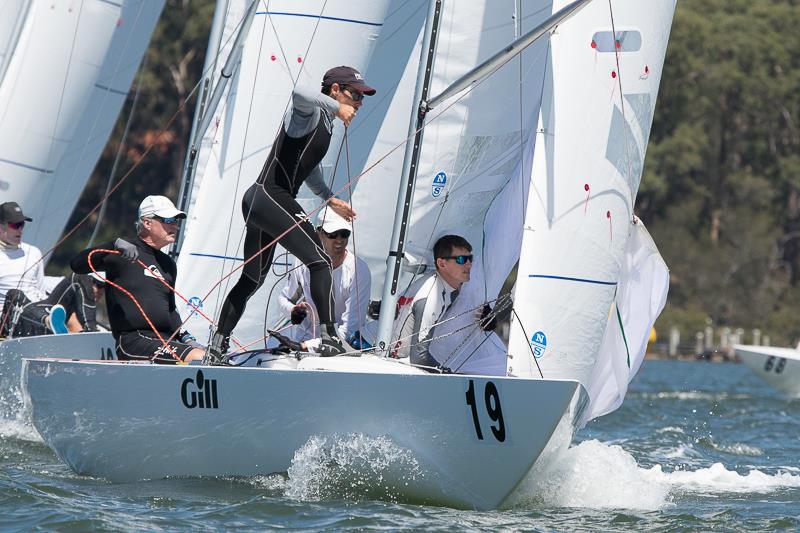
[{"xmin": 215, "ymin": 182, "xmax": 334, "ymax": 337}]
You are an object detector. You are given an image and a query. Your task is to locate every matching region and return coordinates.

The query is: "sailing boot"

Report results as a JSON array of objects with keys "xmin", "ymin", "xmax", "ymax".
[
  {"xmin": 319, "ymin": 323, "xmax": 346, "ymax": 357},
  {"xmin": 46, "ymin": 305, "xmax": 69, "ymax": 334},
  {"xmin": 204, "ymin": 331, "xmax": 230, "ymax": 365}
]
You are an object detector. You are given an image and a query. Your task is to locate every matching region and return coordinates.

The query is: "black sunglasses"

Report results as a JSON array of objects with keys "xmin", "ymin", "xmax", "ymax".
[
  {"xmin": 441, "ymin": 254, "xmax": 473, "ymax": 265},
  {"xmin": 6, "ymin": 221, "xmax": 25, "ymax": 230},
  {"xmin": 342, "ymin": 87, "xmax": 364, "ymax": 102},
  {"xmin": 323, "ymin": 229, "xmax": 351, "ymax": 239}
]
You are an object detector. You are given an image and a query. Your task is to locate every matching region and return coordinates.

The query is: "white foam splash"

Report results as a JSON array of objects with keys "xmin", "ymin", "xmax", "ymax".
[
  {"xmin": 509, "ymin": 439, "xmax": 671, "ymax": 511},
  {"xmin": 651, "ymin": 462, "xmax": 800, "ymax": 493},
  {"xmin": 283, "ymin": 433, "xmax": 425, "ymax": 502},
  {"xmin": 0, "ymin": 416, "xmax": 40, "ymax": 442},
  {"xmin": 508, "ymin": 434, "xmax": 800, "ymax": 512}
]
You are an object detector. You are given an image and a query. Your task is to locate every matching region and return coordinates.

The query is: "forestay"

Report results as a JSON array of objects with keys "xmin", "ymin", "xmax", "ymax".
[
  {"xmin": 175, "ymin": 0, "xmax": 393, "ymax": 346},
  {"xmin": 507, "ymin": 0, "xmax": 676, "ymax": 398},
  {"xmin": 0, "ymin": 0, "xmax": 163, "ymax": 253}
]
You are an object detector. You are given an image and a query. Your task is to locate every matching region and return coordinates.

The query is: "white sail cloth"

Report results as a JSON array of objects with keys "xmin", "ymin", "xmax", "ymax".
[
  {"xmin": 508, "ymin": 0, "xmax": 676, "ymax": 396},
  {"xmin": 175, "ymin": 0, "xmax": 393, "ymax": 344},
  {"xmin": 580, "ymin": 221, "xmax": 669, "ymax": 425},
  {"xmin": 0, "ymin": 0, "xmax": 163, "ymax": 253}
]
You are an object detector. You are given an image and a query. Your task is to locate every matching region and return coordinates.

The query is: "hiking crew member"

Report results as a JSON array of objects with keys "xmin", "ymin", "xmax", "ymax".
[
  {"xmin": 71, "ymin": 196, "xmax": 204, "ymax": 364},
  {"xmin": 393, "ymin": 235, "xmax": 497, "ymax": 371},
  {"xmin": 0, "ymin": 202, "xmax": 45, "ymax": 311},
  {"xmin": 273, "ymin": 209, "xmax": 371, "ymax": 352},
  {"xmin": 208, "ymin": 66, "xmax": 375, "ymax": 362},
  {"xmin": 1, "ymin": 272, "xmax": 104, "ymax": 338}
]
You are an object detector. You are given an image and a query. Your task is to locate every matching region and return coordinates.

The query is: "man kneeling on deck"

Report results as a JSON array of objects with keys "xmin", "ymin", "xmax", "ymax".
[
  {"xmin": 269, "ymin": 209, "xmax": 371, "ymax": 354},
  {"xmin": 71, "ymin": 195, "xmax": 204, "ymax": 364},
  {"xmin": 0, "ymin": 201, "xmax": 104, "ymax": 338},
  {"xmin": 392, "ymin": 234, "xmax": 497, "ymax": 372}
]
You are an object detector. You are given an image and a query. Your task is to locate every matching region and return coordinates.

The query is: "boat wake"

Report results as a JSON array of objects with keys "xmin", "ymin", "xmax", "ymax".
[
  {"xmin": 509, "ymin": 438, "xmax": 800, "ymax": 511},
  {"xmin": 0, "ymin": 415, "xmax": 40, "ymax": 443},
  {"xmin": 254, "ymin": 434, "xmax": 427, "ymax": 504}
]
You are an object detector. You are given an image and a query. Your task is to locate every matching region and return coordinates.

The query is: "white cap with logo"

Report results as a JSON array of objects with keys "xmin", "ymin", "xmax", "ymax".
[
  {"xmin": 317, "ymin": 208, "xmax": 351, "ymax": 234},
  {"xmin": 138, "ymin": 195, "xmax": 186, "ymax": 220}
]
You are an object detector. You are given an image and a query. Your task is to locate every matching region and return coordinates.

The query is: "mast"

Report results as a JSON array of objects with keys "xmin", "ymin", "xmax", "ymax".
[
  {"xmin": 375, "ymin": 0, "xmax": 593, "ymax": 350},
  {"xmin": 375, "ymin": 0, "xmax": 444, "ymax": 350},
  {"xmin": 175, "ymin": 0, "xmax": 258, "ymax": 254}
]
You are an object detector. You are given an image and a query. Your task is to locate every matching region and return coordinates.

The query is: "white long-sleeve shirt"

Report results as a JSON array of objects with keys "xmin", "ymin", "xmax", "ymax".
[
  {"xmin": 0, "ymin": 242, "xmax": 46, "ymax": 308},
  {"xmin": 277, "ymin": 251, "xmax": 371, "ymax": 347}
]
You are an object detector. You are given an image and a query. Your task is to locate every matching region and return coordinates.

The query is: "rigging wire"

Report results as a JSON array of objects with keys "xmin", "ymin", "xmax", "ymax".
[{"xmin": 88, "ymin": 52, "xmax": 149, "ymax": 247}]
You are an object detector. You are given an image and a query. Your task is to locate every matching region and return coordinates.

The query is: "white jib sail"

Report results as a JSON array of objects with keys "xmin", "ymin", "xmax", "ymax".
[
  {"xmin": 175, "ymin": 0, "xmax": 392, "ymax": 347},
  {"xmin": 0, "ymin": 0, "xmax": 164, "ymax": 254},
  {"xmin": 378, "ymin": 0, "xmax": 557, "ymax": 374},
  {"xmin": 580, "ymin": 220, "xmax": 669, "ymax": 424},
  {"xmin": 507, "ymin": 0, "xmax": 677, "ymax": 390}
]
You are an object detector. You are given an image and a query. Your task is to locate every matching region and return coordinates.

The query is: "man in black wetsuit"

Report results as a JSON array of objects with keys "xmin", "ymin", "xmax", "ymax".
[
  {"xmin": 71, "ymin": 195, "xmax": 204, "ymax": 364},
  {"xmin": 207, "ymin": 66, "xmax": 375, "ymax": 363},
  {"xmin": 1, "ymin": 272, "xmax": 104, "ymax": 337}
]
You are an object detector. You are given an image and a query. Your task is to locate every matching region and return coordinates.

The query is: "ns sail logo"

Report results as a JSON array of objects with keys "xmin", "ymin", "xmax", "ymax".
[
  {"xmin": 181, "ymin": 370, "xmax": 219, "ymax": 409},
  {"xmin": 529, "ymin": 331, "xmax": 547, "ymax": 358}
]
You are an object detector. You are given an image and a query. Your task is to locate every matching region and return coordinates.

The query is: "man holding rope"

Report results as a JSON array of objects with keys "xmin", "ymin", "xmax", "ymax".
[
  {"xmin": 71, "ymin": 195, "xmax": 204, "ymax": 364},
  {"xmin": 207, "ymin": 66, "xmax": 375, "ymax": 363},
  {"xmin": 271, "ymin": 209, "xmax": 371, "ymax": 353},
  {"xmin": 393, "ymin": 235, "xmax": 498, "ymax": 372}
]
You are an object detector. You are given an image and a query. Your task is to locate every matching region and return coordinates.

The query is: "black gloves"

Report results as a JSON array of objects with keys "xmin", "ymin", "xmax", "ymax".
[
  {"xmin": 114, "ymin": 238, "xmax": 139, "ymax": 262},
  {"xmin": 478, "ymin": 303, "xmax": 498, "ymax": 332},
  {"xmin": 290, "ymin": 305, "xmax": 308, "ymax": 325}
]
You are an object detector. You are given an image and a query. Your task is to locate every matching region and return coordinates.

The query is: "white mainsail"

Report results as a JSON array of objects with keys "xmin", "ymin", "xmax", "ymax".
[
  {"xmin": 0, "ymin": 0, "xmax": 163, "ymax": 254},
  {"xmin": 508, "ymin": 0, "xmax": 676, "ymax": 399},
  {"xmin": 175, "ymin": 0, "xmax": 393, "ymax": 346},
  {"xmin": 0, "ymin": 0, "xmax": 30, "ymax": 85}
]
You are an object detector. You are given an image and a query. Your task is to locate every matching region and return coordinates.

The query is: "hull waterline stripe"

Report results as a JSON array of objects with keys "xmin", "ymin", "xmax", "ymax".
[
  {"xmin": 528, "ymin": 274, "xmax": 617, "ymax": 286},
  {"xmin": 256, "ymin": 12, "xmax": 383, "ymax": 27},
  {"xmin": 189, "ymin": 252, "xmax": 289, "ymax": 267},
  {"xmin": 0, "ymin": 158, "xmax": 53, "ymax": 174}
]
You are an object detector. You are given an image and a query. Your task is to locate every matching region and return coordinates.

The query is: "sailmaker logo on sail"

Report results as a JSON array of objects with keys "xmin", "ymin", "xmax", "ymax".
[
  {"xmin": 530, "ymin": 331, "xmax": 547, "ymax": 358},
  {"xmin": 180, "ymin": 370, "xmax": 219, "ymax": 409}
]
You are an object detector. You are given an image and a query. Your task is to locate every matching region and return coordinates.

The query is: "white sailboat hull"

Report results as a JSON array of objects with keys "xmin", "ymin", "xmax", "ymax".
[
  {"xmin": 0, "ymin": 332, "xmax": 114, "ymax": 418},
  {"xmin": 22, "ymin": 358, "xmax": 578, "ymax": 510},
  {"xmin": 733, "ymin": 344, "xmax": 800, "ymax": 397}
]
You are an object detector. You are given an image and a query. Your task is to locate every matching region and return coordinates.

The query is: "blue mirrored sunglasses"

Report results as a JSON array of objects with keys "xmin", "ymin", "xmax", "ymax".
[
  {"xmin": 154, "ymin": 215, "xmax": 179, "ymax": 225},
  {"xmin": 442, "ymin": 254, "xmax": 473, "ymax": 265}
]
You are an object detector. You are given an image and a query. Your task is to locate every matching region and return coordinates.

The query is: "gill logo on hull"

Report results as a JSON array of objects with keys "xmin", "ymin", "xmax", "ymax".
[
  {"xmin": 530, "ymin": 331, "xmax": 547, "ymax": 358},
  {"xmin": 181, "ymin": 370, "xmax": 219, "ymax": 409}
]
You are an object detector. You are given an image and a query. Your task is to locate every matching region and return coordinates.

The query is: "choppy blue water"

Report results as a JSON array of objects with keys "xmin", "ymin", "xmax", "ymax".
[{"xmin": 2, "ymin": 360, "xmax": 799, "ymax": 531}]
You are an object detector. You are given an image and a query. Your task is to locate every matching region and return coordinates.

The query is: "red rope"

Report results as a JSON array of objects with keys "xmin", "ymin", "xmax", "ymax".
[{"xmin": 88, "ymin": 249, "xmax": 179, "ymax": 362}]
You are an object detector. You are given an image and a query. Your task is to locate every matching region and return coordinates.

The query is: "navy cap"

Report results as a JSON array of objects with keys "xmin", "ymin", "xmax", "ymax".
[
  {"xmin": 0, "ymin": 202, "xmax": 32, "ymax": 223},
  {"xmin": 322, "ymin": 66, "xmax": 376, "ymax": 96}
]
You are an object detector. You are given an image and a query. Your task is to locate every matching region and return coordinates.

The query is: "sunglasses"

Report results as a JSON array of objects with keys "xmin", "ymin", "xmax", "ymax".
[
  {"xmin": 442, "ymin": 254, "xmax": 473, "ymax": 265},
  {"xmin": 153, "ymin": 215, "xmax": 179, "ymax": 225},
  {"xmin": 323, "ymin": 229, "xmax": 351, "ymax": 239},
  {"xmin": 6, "ymin": 221, "xmax": 25, "ymax": 230},
  {"xmin": 342, "ymin": 87, "xmax": 364, "ymax": 102}
]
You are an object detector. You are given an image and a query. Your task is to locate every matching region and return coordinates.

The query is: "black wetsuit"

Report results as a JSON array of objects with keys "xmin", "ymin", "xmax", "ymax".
[
  {"xmin": 216, "ymin": 93, "xmax": 337, "ymax": 338},
  {"xmin": 71, "ymin": 238, "xmax": 193, "ymax": 363},
  {"xmin": 0, "ymin": 273, "xmax": 98, "ymax": 337}
]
